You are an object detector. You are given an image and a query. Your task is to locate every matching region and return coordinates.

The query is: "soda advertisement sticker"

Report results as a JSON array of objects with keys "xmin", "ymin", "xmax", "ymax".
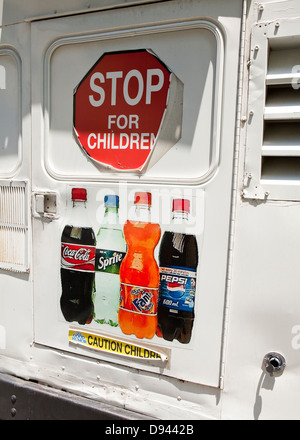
[
  {"xmin": 60, "ymin": 187, "xmax": 203, "ymax": 349},
  {"xmin": 69, "ymin": 328, "xmax": 168, "ymax": 362}
]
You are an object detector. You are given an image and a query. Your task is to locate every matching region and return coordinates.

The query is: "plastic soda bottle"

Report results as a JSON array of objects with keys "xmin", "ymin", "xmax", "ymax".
[
  {"xmin": 93, "ymin": 195, "xmax": 126, "ymax": 326},
  {"xmin": 60, "ymin": 188, "xmax": 96, "ymax": 325},
  {"xmin": 119, "ymin": 192, "xmax": 161, "ymax": 339},
  {"xmin": 157, "ymin": 199, "xmax": 198, "ymax": 344}
]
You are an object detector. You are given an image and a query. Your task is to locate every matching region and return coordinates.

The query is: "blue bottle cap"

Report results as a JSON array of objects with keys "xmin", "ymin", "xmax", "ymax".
[{"xmin": 104, "ymin": 195, "xmax": 119, "ymax": 207}]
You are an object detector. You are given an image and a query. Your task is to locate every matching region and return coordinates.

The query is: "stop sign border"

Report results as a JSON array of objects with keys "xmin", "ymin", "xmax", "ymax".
[{"xmin": 73, "ymin": 48, "xmax": 183, "ymax": 172}]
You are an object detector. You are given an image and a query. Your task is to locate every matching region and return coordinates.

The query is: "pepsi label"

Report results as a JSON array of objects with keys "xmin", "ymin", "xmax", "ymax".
[{"xmin": 158, "ymin": 266, "xmax": 196, "ymax": 312}]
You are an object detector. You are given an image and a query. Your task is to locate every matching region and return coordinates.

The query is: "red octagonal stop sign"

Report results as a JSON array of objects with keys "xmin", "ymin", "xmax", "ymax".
[{"xmin": 73, "ymin": 49, "xmax": 183, "ymax": 172}]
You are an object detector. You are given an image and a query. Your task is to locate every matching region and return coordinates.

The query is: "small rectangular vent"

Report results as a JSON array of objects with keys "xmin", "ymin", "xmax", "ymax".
[{"xmin": 0, "ymin": 180, "xmax": 29, "ymax": 273}]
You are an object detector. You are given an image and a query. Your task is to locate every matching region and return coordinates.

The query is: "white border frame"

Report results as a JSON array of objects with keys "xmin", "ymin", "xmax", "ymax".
[
  {"xmin": 43, "ymin": 19, "xmax": 224, "ymax": 185},
  {"xmin": 0, "ymin": 48, "xmax": 23, "ymax": 178}
]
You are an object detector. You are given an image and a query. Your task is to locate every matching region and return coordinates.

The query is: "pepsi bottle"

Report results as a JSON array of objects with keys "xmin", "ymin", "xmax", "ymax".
[{"xmin": 157, "ymin": 199, "xmax": 198, "ymax": 344}]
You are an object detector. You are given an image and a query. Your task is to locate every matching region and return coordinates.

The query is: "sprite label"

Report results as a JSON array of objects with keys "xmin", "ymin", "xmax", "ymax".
[{"xmin": 95, "ymin": 249, "xmax": 126, "ymax": 274}]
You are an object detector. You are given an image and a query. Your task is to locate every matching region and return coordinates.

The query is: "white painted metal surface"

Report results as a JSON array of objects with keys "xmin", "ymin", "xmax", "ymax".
[
  {"xmin": 31, "ymin": 0, "xmax": 240, "ymax": 389},
  {"xmin": 0, "ymin": 0, "xmax": 299, "ymax": 420}
]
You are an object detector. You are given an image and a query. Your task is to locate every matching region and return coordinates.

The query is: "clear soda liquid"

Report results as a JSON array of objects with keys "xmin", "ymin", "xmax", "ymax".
[{"xmin": 93, "ymin": 196, "xmax": 126, "ymax": 326}]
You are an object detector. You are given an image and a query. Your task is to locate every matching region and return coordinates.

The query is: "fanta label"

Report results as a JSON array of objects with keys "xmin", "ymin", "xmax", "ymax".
[
  {"xmin": 61, "ymin": 243, "xmax": 96, "ymax": 272},
  {"xmin": 120, "ymin": 283, "xmax": 158, "ymax": 315},
  {"xmin": 159, "ymin": 266, "xmax": 196, "ymax": 312}
]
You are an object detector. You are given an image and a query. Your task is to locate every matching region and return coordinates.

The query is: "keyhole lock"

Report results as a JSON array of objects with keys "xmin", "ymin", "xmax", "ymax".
[{"xmin": 263, "ymin": 352, "xmax": 286, "ymax": 375}]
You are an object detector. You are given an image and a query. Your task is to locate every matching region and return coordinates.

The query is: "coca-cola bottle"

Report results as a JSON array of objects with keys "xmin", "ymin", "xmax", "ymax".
[{"xmin": 60, "ymin": 188, "xmax": 96, "ymax": 325}]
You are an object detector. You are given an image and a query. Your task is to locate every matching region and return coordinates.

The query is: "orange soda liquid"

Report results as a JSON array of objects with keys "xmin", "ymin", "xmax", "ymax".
[{"xmin": 118, "ymin": 192, "xmax": 161, "ymax": 339}]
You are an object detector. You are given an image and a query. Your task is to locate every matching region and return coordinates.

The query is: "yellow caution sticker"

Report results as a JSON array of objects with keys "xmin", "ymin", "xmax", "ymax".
[{"xmin": 69, "ymin": 328, "xmax": 168, "ymax": 362}]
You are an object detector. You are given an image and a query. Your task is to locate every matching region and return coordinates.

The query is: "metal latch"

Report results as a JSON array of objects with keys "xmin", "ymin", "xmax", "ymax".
[
  {"xmin": 263, "ymin": 352, "xmax": 286, "ymax": 375},
  {"xmin": 33, "ymin": 192, "xmax": 57, "ymax": 219}
]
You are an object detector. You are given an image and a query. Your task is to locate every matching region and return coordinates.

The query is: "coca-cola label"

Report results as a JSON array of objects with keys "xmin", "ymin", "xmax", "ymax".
[
  {"xmin": 119, "ymin": 283, "xmax": 157, "ymax": 315},
  {"xmin": 61, "ymin": 242, "xmax": 96, "ymax": 272},
  {"xmin": 95, "ymin": 249, "xmax": 126, "ymax": 274}
]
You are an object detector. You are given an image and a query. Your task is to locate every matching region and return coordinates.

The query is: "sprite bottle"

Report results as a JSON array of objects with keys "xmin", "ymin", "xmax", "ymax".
[{"xmin": 93, "ymin": 195, "xmax": 126, "ymax": 326}]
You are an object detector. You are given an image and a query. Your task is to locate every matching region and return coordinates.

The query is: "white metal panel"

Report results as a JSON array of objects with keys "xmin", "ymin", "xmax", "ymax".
[
  {"xmin": 0, "ymin": 0, "xmax": 169, "ymax": 25},
  {"xmin": 222, "ymin": 0, "xmax": 300, "ymax": 420},
  {"xmin": 0, "ymin": 21, "xmax": 33, "ymax": 397},
  {"xmin": 0, "ymin": 21, "xmax": 31, "ymax": 183},
  {"xmin": 224, "ymin": 200, "xmax": 300, "ymax": 419},
  {"xmin": 31, "ymin": 0, "xmax": 242, "ymax": 390}
]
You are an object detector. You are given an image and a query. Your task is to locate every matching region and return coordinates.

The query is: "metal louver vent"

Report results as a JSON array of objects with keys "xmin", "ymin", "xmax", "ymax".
[
  {"xmin": 0, "ymin": 180, "xmax": 29, "ymax": 273},
  {"xmin": 244, "ymin": 21, "xmax": 300, "ymax": 201},
  {"xmin": 261, "ymin": 47, "xmax": 300, "ymax": 180}
]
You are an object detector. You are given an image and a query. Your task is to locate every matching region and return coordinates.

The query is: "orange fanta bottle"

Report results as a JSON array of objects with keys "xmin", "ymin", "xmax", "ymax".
[{"xmin": 119, "ymin": 192, "xmax": 161, "ymax": 339}]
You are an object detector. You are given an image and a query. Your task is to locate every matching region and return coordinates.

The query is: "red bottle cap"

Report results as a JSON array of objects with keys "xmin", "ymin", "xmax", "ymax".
[
  {"xmin": 134, "ymin": 192, "xmax": 152, "ymax": 206},
  {"xmin": 172, "ymin": 199, "xmax": 190, "ymax": 213},
  {"xmin": 72, "ymin": 188, "xmax": 87, "ymax": 201}
]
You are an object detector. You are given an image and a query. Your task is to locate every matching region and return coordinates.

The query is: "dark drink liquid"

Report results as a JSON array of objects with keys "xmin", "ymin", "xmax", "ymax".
[
  {"xmin": 157, "ymin": 199, "xmax": 198, "ymax": 344},
  {"xmin": 60, "ymin": 189, "xmax": 96, "ymax": 325}
]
